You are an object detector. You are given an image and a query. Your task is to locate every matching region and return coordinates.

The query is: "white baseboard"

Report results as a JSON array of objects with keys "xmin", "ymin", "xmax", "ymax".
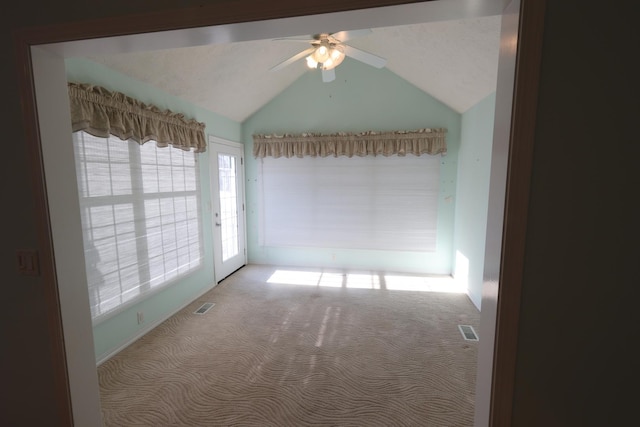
[
  {"xmin": 96, "ymin": 283, "xmax": 217, "ymax": 366},
  {"xmin": 468, "ymin": 290, "xmax": 482, "ymax": 311}
]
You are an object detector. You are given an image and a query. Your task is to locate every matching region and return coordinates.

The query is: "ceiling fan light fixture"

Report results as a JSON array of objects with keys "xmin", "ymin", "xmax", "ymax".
[
  {"xmin": 305, "ymin": 56, "xmax": 319, "ymax": 69},
  {"xmin": 312, "ymin": 45, "xmax": 330, "ymax": 63},
  {"xmin": 322, "ymin": 46, "xmax": 345, "ymax": 70},
  {"xmin": 271, "ymin": 30, "xmax": 384, "ymax": 79}
]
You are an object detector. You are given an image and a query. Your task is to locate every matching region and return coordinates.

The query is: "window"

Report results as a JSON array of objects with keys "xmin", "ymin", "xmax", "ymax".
[
  {"xmin": 217, "ymin": 153, "xmax": 239, "ymax": 261},
  {"xmin": 73, "ymin": 131, "xmax": 203, "ymax": 321},
  {"xmin": 259, "ymin": 154, "xmax": 440, "ymax": 252}
]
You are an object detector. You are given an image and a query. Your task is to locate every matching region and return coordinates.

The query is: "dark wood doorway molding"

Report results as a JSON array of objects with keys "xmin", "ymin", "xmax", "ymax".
[{"xmin": 13, "ymin": 0, "xmax": 545, "ymax": 425}]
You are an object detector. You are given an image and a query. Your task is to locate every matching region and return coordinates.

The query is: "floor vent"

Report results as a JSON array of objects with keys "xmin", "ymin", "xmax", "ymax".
[
  {"xmin": 458, "ymin": 325, "xmax": 479, "ymax": 341},
  {"xmin": 194, "ymin": 302, "xmax": 215, "ymax": 315}
]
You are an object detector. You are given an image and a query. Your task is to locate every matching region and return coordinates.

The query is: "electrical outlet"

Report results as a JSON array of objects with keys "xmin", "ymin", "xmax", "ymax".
[
  {"xmin": 16, "ymin": 249, "xmax": 40, "ymax": 276},
  {"xmin": 137, "ymin": 312, "xmax": 144, "ymax": 324}
]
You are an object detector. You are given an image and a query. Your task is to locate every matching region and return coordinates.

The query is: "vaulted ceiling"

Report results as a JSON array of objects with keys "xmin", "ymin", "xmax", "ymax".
[{"xmin": 85, "ymin": 15, "xmax": 501, "ymax": 123}]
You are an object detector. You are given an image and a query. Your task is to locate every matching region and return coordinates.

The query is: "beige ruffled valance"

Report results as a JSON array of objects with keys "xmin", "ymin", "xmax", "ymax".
[
  {"xmin": 253, "ymin": 128, "xmax": 447, "ymax": 158},
  {"xmin": 68, "ymin": 82, "xmax": 206, "ymax": 153}
]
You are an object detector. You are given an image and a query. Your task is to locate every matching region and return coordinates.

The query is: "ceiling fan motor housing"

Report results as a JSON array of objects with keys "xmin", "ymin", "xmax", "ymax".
[
  {"xmin": 309, "ymin": 34, "xmax": 346, "ymax": 70},
  {"xmin": 270, "ymin": 29, "xmax": 385, "ymax": 77}
]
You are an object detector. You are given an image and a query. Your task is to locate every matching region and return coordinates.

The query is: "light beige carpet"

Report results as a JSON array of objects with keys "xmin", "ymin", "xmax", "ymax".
[{"xmin": 98, "ymin": 265, "xmax": 480, "ymax": 426}]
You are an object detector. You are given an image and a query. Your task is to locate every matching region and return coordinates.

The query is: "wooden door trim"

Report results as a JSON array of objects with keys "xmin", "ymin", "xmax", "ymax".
[{"xmin": 490, "ymin": 0, "xmax": 547, "ymax": 425}]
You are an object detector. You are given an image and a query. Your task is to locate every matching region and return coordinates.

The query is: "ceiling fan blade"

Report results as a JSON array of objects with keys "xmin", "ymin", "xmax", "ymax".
[
  {"xmin": 330, "ymin": 29, "xmax": 372, "ymax": 42},
  {"xmin": 270, "ymin": 47, "xmax": 316, "ymax": 72},
  {"xmin": 271, "ymin": 37, "xmax": 315, "ymax": 42},
  {"xmin": 322, "ymin": 68, "xmax": 336, "ymax": 82},
  {"xmin": 343, "ymin": 44, "xmax": 387, "ymax": 69}
]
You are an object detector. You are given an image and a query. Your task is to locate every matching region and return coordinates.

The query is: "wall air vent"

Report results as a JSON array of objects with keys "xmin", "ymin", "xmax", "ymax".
[
  {"xmin": 194, "ymin": 302, "xmax": 215, "ymax": 315},
  {"xmin": 458, "ymin": 325, "xmax": 479, "ymax": 341}
]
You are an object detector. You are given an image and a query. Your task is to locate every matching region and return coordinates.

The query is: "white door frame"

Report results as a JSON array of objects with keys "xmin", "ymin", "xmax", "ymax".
[
  {"xmin": 16, "ymin": 1, "xmax": 542, "ymax": 424},
  {"xmin": 209, "ymin": 135, "xmax": 247, "ymax": 282}
]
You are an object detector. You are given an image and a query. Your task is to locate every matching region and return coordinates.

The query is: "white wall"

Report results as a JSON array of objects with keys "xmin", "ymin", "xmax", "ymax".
[
  {"xmin": 474, "ymin": 2, "xmax": 520, "ymax": 424},
  {"xmin": 453, "ymin": 92, "xmax": 497, "ymax": 309},
  {"xmin": 31, "ymin": 46, "xmax": 103, "ymax": 427}
]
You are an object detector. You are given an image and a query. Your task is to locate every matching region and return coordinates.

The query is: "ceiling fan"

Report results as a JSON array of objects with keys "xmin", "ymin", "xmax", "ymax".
[{"xmin": 269, "ymin": 29, "xmax": 387, "ymax": 83}]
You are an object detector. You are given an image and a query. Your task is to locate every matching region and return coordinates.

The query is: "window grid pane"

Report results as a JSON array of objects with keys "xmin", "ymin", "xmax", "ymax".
[
  {"xmin": 73, "ymin": 132, "xmax": 203, "ymax": 320},
  {"xmin": 218, "ymin": 154, "xmax": 239, "ymax": 261}
]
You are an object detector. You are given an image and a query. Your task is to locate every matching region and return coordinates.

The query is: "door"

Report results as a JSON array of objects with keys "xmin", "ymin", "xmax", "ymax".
[{"xmin": 210, "ymin": 136, "xmax": 246, "ymax": 282}]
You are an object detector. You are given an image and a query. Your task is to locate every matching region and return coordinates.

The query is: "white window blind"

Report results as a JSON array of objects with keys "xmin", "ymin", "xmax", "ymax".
[
  {"xmin": 259, "ymin": 154, "xmax": 440, "ymax": 252},
  {"xmin": 73, "ymin": 131, "xmax": 203, "ymax": 321}
]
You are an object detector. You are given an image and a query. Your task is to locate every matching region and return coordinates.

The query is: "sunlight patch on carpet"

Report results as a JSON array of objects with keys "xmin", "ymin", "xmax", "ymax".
[{"xmin": 267, "ymin": 269, "xmax": 465, "ymax": 293}]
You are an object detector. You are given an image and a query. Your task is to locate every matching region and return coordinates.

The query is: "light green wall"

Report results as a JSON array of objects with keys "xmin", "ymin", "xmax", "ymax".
[
  {"xmin": 453, "ymin": 92, "xmax": 496, "ymax": 310},
  {"xmin": 65, "ymin": 58, "xmax": 242, "ymax": 362},
  {"xmin": 242, "ymin": 58, "xmax": 461, "ymax": 275}
]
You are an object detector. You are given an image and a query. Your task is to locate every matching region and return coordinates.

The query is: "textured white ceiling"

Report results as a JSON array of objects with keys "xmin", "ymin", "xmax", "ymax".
[{"xmin": 86, "ymin": 15, "xmax": 501, "ymax": 123}]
